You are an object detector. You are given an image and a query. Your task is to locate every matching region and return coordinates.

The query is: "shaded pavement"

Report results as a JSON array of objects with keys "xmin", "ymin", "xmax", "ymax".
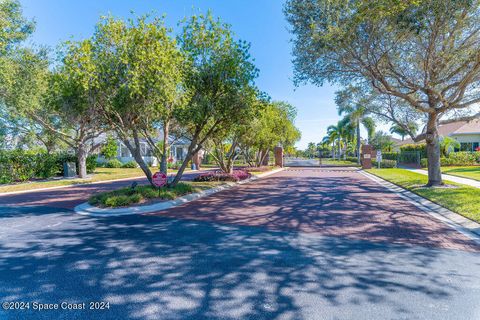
[{"xmin": 1, "ymin": 167, "xmax": 479, "ymax": 319}]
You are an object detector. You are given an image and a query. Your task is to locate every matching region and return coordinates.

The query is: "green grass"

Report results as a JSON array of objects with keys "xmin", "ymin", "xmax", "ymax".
[
  {"xmin": 440, "ymin": 166, "xmax": 480, "ymax": 181},
  {"xmin": 0, "ymin": 167, "xmax": 179, "ymax": 193},
  {"xmin": 367, "ymin": 168, "xmax": 480, "ymax": 223},
  {"xmin": 89, "ymin": 181, "xmax": 224, "ymax": 208}
]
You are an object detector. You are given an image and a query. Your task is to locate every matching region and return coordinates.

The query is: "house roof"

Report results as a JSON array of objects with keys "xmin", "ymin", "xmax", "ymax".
[
  {"xmin": 395, "ymin": 118, "xmax": 480, "ymax": 145},
  {"xmin": 450, "ymin": 118, "xmax": 480, "ymax": 135}
]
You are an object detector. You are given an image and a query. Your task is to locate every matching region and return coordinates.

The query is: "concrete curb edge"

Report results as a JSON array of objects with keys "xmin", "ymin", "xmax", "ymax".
[
  {"xmin": 359, "ymin": 170, "xmax": 480, "ymax": 243},
  {"xmin": 74, "ymin": 167, "xmax": 285, "ymax": 217}
]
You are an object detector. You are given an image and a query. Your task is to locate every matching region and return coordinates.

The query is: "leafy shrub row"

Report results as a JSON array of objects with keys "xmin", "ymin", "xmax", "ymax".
[
  {"xmin": 193, "ymin": 170, "xmax": 251, "ymax": 182},
  {"xmin": 420, "ymin": 151, "xmax": 480, "ymax": 167},
  {"xmin": 0, "ymin": 150, "xmax": 97, "ymax": 184},
  {"xmin": 372, "ymin": 159, "xmax": 397, "ymax": 168}
]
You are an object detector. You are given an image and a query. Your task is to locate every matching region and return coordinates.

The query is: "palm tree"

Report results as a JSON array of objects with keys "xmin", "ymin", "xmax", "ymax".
[
  {"xmin": 336, "ymin": 87, "xmax": 376, "ymax": 164},
  {"xmin": 389, "ymin": 123, "xmax": 417, "ymax": 141},
  {"xmin": 325, "ymin": 124, "xmax": 340, "ymax": 159}
]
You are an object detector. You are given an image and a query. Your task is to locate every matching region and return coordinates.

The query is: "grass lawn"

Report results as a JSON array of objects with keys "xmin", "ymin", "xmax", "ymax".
[
  {"xmin": 440, "ymin": 166, "xmax": 480, "ymax": 181},
  {"xmin": 0, "ymin": 167, "xmax": 178, "ymax": 193},
  {"xmin": 367, "ymin": 168, "xmax": 480, "ymax": 223},
  {"xmin": 89, "ymin": 180, "xmax": 225, "ymax": 208},
  {"xmin": 321, "ymin": 159, "xmax": 360, "ymax": 166}
]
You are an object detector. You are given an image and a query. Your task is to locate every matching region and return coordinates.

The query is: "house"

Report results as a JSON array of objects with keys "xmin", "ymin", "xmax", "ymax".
[
  {"xmin": 95, "ymin": 132, "xmax": 190, "ymax": 166},
  {"xmin": 395, "ymin": 119, "xmax": 480, "ymax": 151}
]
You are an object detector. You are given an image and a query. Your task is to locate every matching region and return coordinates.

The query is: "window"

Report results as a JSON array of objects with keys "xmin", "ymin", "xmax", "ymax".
[
  {"xmin": 120, "ymin": 144, "xmax": 130, "ymax": 157},
  {"xmin": 474, "ymin": 142, "xmax": 479, "ymax": 151},
  {"xmin": 460, "ymin": 142, "xmax": 473, "ymax": 151}
]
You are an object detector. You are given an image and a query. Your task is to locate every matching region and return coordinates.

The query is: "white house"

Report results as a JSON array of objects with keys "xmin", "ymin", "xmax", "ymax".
[
  {"xmin": 396, "ymin": 119, "xmax": 480, "ymax": 151},
  {"xmin": 95, "ymin": 132, "xmax": 190, "ymax": 166}
]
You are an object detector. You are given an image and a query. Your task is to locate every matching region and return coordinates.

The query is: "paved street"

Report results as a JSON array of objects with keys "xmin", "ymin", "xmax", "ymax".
[{"xmin": 1, "ymin": 168, "xmax": 479, "ymax": 320}]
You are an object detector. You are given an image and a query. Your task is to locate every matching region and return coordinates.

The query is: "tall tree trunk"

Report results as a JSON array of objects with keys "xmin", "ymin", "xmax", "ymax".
[
  {"xmin": 356, "ymin": 120, "xmax": 361, "ymax": 164},
  {"xmin": 77, "ymin": 144, "xmax": 88, "ymax": 179},
  {"xmin": 160, "ymin": 121, "xmax": 169, "ymax": 174},
  {"xmin": 124, "ymin": 131, "xmax": 153, "ymax": 185},
  {"xmin": 425, "ymin": 113, "xmax": 443, "ymax": 187},
  {"xmin": 337, "ymin": 137, "xmax": 341, "ymax": 160}
]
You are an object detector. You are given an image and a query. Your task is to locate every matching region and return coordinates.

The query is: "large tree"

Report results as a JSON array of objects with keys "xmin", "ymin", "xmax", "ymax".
[
  {"xmin": 286, "ymin": 0, "xmax": 480, "ymax": 186},
  {"xmin": 171, "ymin": 12, "xmax": 259, "ymax": 185},
  {"xmin": 79, "ymin": 15, "xmax": 187, "ymax": 184}
]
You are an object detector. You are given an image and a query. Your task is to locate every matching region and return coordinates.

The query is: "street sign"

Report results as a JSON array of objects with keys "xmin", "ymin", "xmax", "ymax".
[
  {"xmin": 376, "ymin": 151, "xmax": 382, "ymax": 169},
  {"xmin": 152, "ymin": 172, "xmax": 167, "ymax": 187}
]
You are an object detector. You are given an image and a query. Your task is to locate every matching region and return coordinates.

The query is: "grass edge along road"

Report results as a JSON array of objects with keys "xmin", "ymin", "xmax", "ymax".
[
  {"xmin": 440, "ymin": 166, "xmax": 480, "ymax": 182},
  {"xmin": 0, "ymin": 167, "xmax": 178, "ymax": 194},
  {"xmin": 367, "ymin": 168, "xmax": 480, "ymax": 224}
]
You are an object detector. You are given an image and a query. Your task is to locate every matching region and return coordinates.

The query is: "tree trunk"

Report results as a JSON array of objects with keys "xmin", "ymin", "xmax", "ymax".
[
  {"xmin": 337, "ymin": 137, "xmax": 341, "ymax": 160},
  {"xmin": 77, "ymin": 144, "xmax": 88, "ymax": 179},
  {"xmin": 123, "ymin": 132, "xmax": 153, "ymax": 185},
  {"xmin": 356, "ymin": 120, "xmax": 361, "ymax": 164},
  {"xmin": 425, "ymin": 113, "xmax": 443, "ymax": 187},
  {"xmin": 160, "ymin": 122, "xmax": 169, "ymax": 174}
]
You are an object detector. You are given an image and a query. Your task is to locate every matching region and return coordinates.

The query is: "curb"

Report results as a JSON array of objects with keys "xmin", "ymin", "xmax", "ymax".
[
  {"xmin": 359, "ymin": 170, "xmax": 480, "ymax": 244},
  {"xmin": 74, "ymin": 167, "xmax": 285, "ymax": 217}
]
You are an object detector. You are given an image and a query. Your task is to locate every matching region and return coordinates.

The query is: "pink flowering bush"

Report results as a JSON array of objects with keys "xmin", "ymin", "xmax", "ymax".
[{"xmin": 193, "ymin": 170, "xmax": 251, "ymax": 182}]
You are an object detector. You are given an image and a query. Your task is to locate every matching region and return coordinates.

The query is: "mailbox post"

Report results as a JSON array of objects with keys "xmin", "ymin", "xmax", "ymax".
[{"xmin": 361, "ymin": 145, "xmax": 373, "ymax": 169}]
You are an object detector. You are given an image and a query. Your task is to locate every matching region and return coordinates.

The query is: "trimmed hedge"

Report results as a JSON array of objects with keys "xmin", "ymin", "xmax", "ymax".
[
  {"xmin": 421, "ymin": 151, "xmax": 480, "ymax": 167},
  {"xmin": 105, "ymin": 159, "xmax": 123, "ymax": 168},
  {"xmin": 372, "ymin": 159, "xmax": 397, "ymax": 168},
  {"xmin": 0, "ymin": 150, "xmax": 97, "ymax": 184},
  {"xmin": 121, "ymin": 160, "xmax": 138, "ymax": 168}
]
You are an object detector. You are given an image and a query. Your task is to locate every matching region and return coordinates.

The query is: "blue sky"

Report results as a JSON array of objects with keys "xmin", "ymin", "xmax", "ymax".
[{"xmin": 20, "ymin": 0, "xmax": 347, "ymax": 149}]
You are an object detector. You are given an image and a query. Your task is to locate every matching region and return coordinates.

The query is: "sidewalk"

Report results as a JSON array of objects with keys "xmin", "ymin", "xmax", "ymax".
[{"xmin": 402, "ymin": 167, "xmax": 480, "ymax": 188}]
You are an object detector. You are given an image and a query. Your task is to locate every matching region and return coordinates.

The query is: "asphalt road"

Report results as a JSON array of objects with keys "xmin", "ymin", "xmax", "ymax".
[{"xmin": 0, "ymin": 168, "xmax": 479, "ymax": 320}]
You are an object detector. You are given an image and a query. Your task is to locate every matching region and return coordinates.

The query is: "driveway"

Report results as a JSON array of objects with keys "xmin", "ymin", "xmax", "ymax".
[{"xmin": 0, "ymin": 168, "xmax": 479, "ymax": 320}]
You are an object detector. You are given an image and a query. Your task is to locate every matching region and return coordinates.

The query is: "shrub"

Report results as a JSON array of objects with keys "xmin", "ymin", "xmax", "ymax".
[
  {"xmin": 105, "ymin": 159, "xmax": 123, "ymax": 168},
  {"xmin": 420, "ymin": 158, "xmax": 428, "ymax": 168},
  {"xmin": 193, "ymin": 170, "xmax": 251, "ymax": 182},
  {"xmin": 345, "ymin": 157, "xmax": 359, "ymax": 163},
  {"xmin": 88, "ymin": 182, "xmax": 196, "ymax": 207},
  {"xmin": 86, "ymin": 155, "xmax": 98, "ymax": 174},
  {"xmin": 447, "ymin": 151, "xmax": 477, "ymax": 166},
  {"xmin": 372, "ymin": 159, "xmax": 397, "ymax": 168},
  {"xmin": 121, "ymin": 161, "xmax": 138, "ymax": 168},
  {"xmin": 382, "ymin": 152, "xmax": 399, "ymax": 161}
]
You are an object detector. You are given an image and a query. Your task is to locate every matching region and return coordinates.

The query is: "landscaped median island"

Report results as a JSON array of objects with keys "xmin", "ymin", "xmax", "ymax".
[
  {"xmin": 366, "ymin": 168, "xmax": 480, "ymax": 223},
  {"xmin": 85, "ymin": 167, "xmax": 278, "ymax": 209},
  {"xmin": 88, "ymin": 181, "xmax": 223, "ymax": 208}
]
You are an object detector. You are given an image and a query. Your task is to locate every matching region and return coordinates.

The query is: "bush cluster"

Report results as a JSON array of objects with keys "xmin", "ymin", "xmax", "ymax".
[
  {"xmin": 372, "ymin": 159, "xmax": 397, "ymax": 168},
  {"xmin": 121, "ymin": 160, "xmax": 138, "ymax": 168},
  {"xmin": 89, "ymin": 182, "xmax": 194, "ymax": 207},
  {"xmin": 421, "ymin": 151, "xmax": 480, "ymax": 167},
  {"xmin": 105, "ymin": 159, "xmax": 123, "ymax": 168},
  {"xmin": 0, "ymin": 150, "xmax": 97, "ymax": 184},
  {"xmin": 193, "ymin": 170, "xmax": 251, "ymax": 182}
]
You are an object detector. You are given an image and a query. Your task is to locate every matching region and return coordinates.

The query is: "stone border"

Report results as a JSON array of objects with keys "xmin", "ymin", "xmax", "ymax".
[
  {"xmin": 74, "ymin": 167, "xmax": 285, "ymax": 217},
  {"xmin": 359, "ymin": 170, "xmax": 480, "ymax": 243}
]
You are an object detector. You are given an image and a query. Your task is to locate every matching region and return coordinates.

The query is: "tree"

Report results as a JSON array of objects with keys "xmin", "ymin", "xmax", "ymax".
[
  {"xmin": 101, "ymin": 135, "xmax": 118, "ymax": 160},
  {"xmin": 306, "ymin": 142, "xmax": 316, "ymax": 158},
  {"xmin": 285, "ymin": 0, "xmax": 480, "ymax": 186},
  {"xmin": 440, "ymin": 136, "xmax": 460, "ymax": 157},
  {"xmin": 0, "ymin": 0, "xmax": 34, "ymax": 56},
  {"xmin": 390, "ymin": 123, "xmax": 418, "ymax": 141},
  {"xmin": 238, "ymin": 100, "xmax": 300, "ymax": 167},
  {"xmin": 335, "ymin": 86, "xmax": 376, "ymax": 164},
  {"xmin": 371, "ymin": 131, "xmax": 395, "ymax": 152},
  {"xmin": 81, "ymin": 15, "xmax": 187, "ymax": 184},
  {"xmin": 171, "ymin": 12, "xmax": 259, "ymax": 184}
]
